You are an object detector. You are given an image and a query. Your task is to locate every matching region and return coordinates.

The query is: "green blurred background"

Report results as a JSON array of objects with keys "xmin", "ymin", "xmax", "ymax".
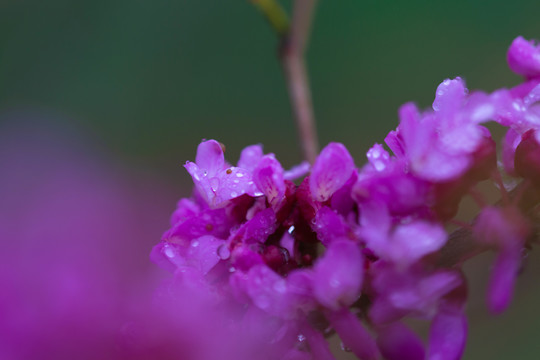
[{"xmin": 1, "ymin": 0, "xmax": 540, "ymax": 358}]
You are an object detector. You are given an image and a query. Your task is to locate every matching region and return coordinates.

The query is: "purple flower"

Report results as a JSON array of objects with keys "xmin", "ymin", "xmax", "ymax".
[
  {"xmin": 185, "ymin": 140, "xmax": 260, "ymax": 207},
  {"xmin": 508, "ymin": 36, "xmax": 540, "ymax": 80},
  {"xmin": 388, "ymin": 78, "xmax": 495, "ymax": 183},
  {"xmin": 152, "ymin": 35, "xmax": 540, "ymax": 360}
]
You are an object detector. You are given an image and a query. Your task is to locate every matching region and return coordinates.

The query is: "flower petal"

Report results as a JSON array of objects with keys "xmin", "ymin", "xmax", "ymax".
[{"xmin": 310, "ymin": 143, "xmax": 355, "ymax": 202}]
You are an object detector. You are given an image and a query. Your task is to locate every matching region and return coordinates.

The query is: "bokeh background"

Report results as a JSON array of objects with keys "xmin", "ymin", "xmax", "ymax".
[{"xmin": 1, "ymin": 0, "xmax": 540, "ymax": 358}]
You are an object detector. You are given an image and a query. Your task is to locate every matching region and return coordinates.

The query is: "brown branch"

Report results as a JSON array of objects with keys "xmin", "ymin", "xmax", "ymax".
[
  {"xmin": 279, "ymin": 0, "xmax": 319, "ymax": 164},
  {"xmin": 437, "ymin": 181, "xmax": 540, "ymax": 268}
]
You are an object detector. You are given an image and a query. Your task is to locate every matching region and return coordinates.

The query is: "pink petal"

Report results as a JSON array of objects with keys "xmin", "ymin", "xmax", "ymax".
[
  {"xmin": 507, "ymin": 36, "xmax": 540, "ymax": 79},
  {"xmin": 284, "ymin": 161, "xmax": 311, "ymax": 181},
  {"xmin": 432, "ymin": 78, "xmax": 467, "ymax": 116},
  {"xmin": 327, "ymin": 308, "xmax": 379, "ymax": 360},
  {"xmin": 312, "ymin": 240, "xmax": 363, "ymax": 310},
  {"xmin": 302, "ymin": 323, "xmax": 336, "ymax": 360},
  {"xmin": 253, "ymin": 154, "xmax": 286, "ymax": 207},
  {"xmin": 195, "ymin": 139, "xmax": 225, "ymax": 174},
  {"xmin": 238, "ymin": 144, "xmax": 264, "ymax": 171},
  {"xmin": 312, "ymin": 206, "xmax": 350, "ymax": 247},
  {"xmin": 502, "ymin": 128, "xmax": 521, "ymax": 176},
  {"xmin": 428, "ymin": 307, "xmax": 467, "ymax": 360},
  {"xmin": 488, "ymin": 246, "xmax": 522, "ymax": 314},
  {"xmin": 389, "ymin": 221, "xmax": 447, "ymax": 267},
  {"xmin": 310, "ymin": 143, "xmax": 355, "ymax": 202},
  {"xmin": 377, "ymin": 322, "xmax": 425, "ymax": 360}
]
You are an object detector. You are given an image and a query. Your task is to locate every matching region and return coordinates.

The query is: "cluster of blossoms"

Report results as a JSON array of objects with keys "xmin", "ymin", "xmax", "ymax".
[{"xmin": 152, "ymin": 36, "xmax": 540, "ymax": 360}]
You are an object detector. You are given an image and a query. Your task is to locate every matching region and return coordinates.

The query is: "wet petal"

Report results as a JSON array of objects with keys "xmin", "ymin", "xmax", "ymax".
[
  {"xmin": 253, "ymin": 154, "xmax": 286, "ymax": 207},
  {"xmin": 238, "ymin": 144, "xmax": 264, "ymax": 171},
  {"xmin": 195, "ymin": 139, "xmax": 225, "ymax": 175},
  {"xmin": 312, "ymin": 240, "xmax": 363, "ymax": 310},
  {"xmin": 232, "ymin": 208, "xmax": 277, "ymax": 244},
  {"xmin": 310, "ymin": 143, "xmax": 355, "ymax": 202},
  {"xmin": 432, "ymin": 78, "xmax": 467, "ymax": 116},
  {"xmin": 312, "ymin": 206, "xmax": 351, "ymax": 246}
]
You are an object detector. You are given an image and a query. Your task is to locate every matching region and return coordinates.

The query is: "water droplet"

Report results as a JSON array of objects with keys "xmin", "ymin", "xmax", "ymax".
[
  {"xmin": 236, "ymin": 173, "xmax": 244, "ymax": 178},
  {"xmin": 340, "ymin": 342, "xmax": 352, "ymax": 352},
  {"xmin": 233, "ymin": 179, "xmax": 240, "ymax": 184},
  {"xmin": 273, "ymin": 280, "xmax": 286, "ymax": 293},
  {"xmin": 253, "ymin": 191, "xmax": 264, "ymax": 197},
  {"xmin": 255, "ymin": 295, "xmax": 270, "ymax": 309},
  {"xmin": 217, "ymin": 244, "xmax": 230, "ymax": 260},
  {"xmin": 164, "ymin": 246, "xmax": 175, "ymax": 259},
  {"xmin": 297, "ymin": 334, "xmax": 306, "ymax": 342},
  {"xmin": 287, "ymin": 226, "xmax": 295, "ymax": 234},
  {"xmin": 373, "ymin": 160, "xmax": 385, "ymax": 171},
  {"xmin": 231, "ymin": 191, "xmax": 238, "ymax": 197},
  {"xmin": 191, "ymin": 240, "xmax": 199, "ymax": 248},
  {"xmin": 228, "ymin": 266, "xmax": 236, "ymax": 273},
  {"xmin": 210, "ymin": 178, "xmax": 220, "ymax": 191},
  {"xmin": 323, "ymin": 326, "xmax": 333, "ymax": 335}
]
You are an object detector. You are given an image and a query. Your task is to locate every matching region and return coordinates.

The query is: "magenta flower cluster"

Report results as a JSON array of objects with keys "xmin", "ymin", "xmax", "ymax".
[{"xmin": 152, "ymin": 36, "xmax": 540, "ymax": 360}]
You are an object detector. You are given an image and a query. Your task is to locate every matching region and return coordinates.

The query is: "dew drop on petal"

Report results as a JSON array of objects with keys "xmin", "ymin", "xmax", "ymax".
[
  {"xmin": 217, "ymin": 244, "xmax": 230, "ymax": 260},
  {"xmin": 340, "ymin": 342, "xmax": 352, "ymax": 352},
  {"xmin": 373, "ymin": 160, "xmax": 386, "ymax": 171},
  {"xmin": 191, "ymin": 240, "xmax": 199, "ymax": 248},
  {"xmin": 210, "ymin": 177, "xmax": 219, "ymax": 191},
  {"xmin": 255, "ymin": 295, "xmax": 270, "ymax": 309},
  {"xmin": 297, "ymin": 334, "xmax": 306, "ymax": 342},
  {"xmin": 164, "ymin": 246, "xmax": 175, "ymax": 259},
  {"xmin": 273, "ymin": 280, "xmax": 286, "ymax": 293},
  {"xmin": 330, "ymin": 278, "xmax": 340, "ymax": 288}
]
